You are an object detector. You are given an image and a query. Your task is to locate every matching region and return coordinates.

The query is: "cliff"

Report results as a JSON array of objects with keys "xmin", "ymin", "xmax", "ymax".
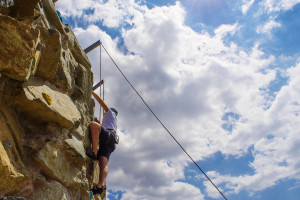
[{"xmin": 0, "ymin": 0, "xmax": 101, "ymax": 199}]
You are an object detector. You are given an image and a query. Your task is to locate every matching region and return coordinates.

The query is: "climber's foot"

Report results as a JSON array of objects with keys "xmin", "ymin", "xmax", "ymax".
[
  {"xmin": 90, "ymin": 185, "xmax": 106, "ymax": 196},
  {"xmin": 86, "ymin": 151, "xmax": 97, "ymax": 161}
]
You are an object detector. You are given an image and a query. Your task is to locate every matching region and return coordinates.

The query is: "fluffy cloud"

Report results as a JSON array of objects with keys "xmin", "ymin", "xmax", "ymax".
[
  {"xmin": 56, "ymin": 0, "xmax": 145, "ymax": 28},
  {"xmin": 256, "ymin": 18, "xmax": 282, "ymax": 34},
  {"xmin": 241, "ymin": 0, "xmax": 255, "ymax": 14},
  {"xmin": 58, "ymin": 0, "xmax": 300, "ymax": 199},
  {"xmin": 261, "ymin": 0, "xmax": 300, "ymax": 12},
  {"xmin": 83, "ymin": 0, "xmax": 142, "ymax": 28},
  {"xmin": 202, "ymin": 62, "xmax": 300, "ymax": 197},
  {"xmin": 55, "ymin": 0, "xmax": 94, "ymax": 17}
]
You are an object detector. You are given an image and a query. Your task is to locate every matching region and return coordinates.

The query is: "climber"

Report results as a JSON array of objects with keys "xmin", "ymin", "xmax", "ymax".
[{"xmin": 87, "ymin": 91, "xmax": 119, "ymax": 196}]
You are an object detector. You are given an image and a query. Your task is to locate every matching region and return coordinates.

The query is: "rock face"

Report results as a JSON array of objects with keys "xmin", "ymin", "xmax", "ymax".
[
  {"xmin": 0, "ymin": 14, "xmax": 41, "ymax": 81},
  {"xmin": 0, "ymin": 103, "xmax": 29, "ymax": 195},
  {"xmin": 0, "ymin": 0, "xmax": 101, "ymax": 199},
  {"xmin": 15, "ymin": 77, "xmax": 81, "ymax": 129}
]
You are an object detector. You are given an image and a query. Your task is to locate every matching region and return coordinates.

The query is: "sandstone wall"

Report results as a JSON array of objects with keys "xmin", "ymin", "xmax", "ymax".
[{"xmin": 0, "ymin": 0, "xmax": 101, "ymax": 199}]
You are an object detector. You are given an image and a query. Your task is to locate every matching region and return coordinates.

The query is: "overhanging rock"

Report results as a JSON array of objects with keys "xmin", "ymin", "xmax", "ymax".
[
  {"xmin": 10, "ymin": 0, "xmax": 40, "ymax": 19},
  {"xmin": 15, "ymin": 77, "xmax": 81, "ymax": 129},
  {"xmin": 0, "ymin": 14, "xmax": 41, "ymax": 81},
  {"xmin": 64, "ymin": 136, "xmax": 87, "ymax": 161}
]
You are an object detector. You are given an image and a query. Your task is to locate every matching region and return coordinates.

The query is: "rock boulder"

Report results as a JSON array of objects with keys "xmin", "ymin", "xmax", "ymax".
[
  {"xmin": 0, "ymin": 104, "xmax": 29, "ymax": 195},
  {"xmin": 0, "ymin": 14, "xmax": 41, "ymax": 81},
  {"xmin": 29, "ymin": 181, "xmax": 71, "ymax": 200},
  {"xmin": 34, "ymin": 142, "xmax": 84, "ymax": 190},
  {"xmin": 15, "ymin": 77, "xmax": 81, "ymax": 129},
  {"xmin": 35, "ymin": 27, "xmax": 61, "ymax": 80}
]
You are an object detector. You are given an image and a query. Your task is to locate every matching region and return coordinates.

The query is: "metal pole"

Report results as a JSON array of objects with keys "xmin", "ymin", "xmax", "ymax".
[{"xmin": 84, "ymin": 40, "xmax": 101, "ymax": 54}]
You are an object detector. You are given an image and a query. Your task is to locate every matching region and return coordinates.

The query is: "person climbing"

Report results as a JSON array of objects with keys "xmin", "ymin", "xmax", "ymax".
[{"xmin": 87, "ymin": 91, "xmax": 119, "ymax": 197}]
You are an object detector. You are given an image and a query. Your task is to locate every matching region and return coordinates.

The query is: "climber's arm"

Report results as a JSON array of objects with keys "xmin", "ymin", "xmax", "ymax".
[{"xmin": 91, "ymin": 91, "xmax": 109, "ymax": 112}]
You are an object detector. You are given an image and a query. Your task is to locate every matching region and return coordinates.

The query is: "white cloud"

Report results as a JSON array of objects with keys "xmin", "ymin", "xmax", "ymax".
[
  {"xmin": 241, "ymin": 0, "xmax": 255, "ymax": 14},
  {"xmin": 120, "ymin": 182, "xmax": 204, "ymax": 200},
  {"xmin": 214, "ymin": 23, "xmax": 239, "ymax": 38},
  {"xmin": 55, "ymin": 0, "xmax": 94, "ymax": 17},
  {"xmin": 261, "ymin": 0, "xmax": 300, "ymax": 12},
  {"xmin": 84, "ymin": 0, "xmax": 142, "ymax": 28},
  {"xmin": 67, "ymin": 0, "xmax": 300, "ymax": 199},
  {"xmin": 202, "ymin": 62, "xmax": 300, "ymax": 196},
  {"xmin": 256, "ymin": 18, "xmax": 282, "ymax": 34},
  {"xmin": 56, "ymin": 0, "xmax": 146, "ymax": 28}
]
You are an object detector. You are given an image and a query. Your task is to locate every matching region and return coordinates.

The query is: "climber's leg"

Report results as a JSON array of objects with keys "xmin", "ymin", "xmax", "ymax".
[
  {"xmin": 89, "ymin": 121, "xmax": 102, "ymax": 155},
  {"xmin": 98, "ymin": 156, "xmax": 109, "ymax": 188}
]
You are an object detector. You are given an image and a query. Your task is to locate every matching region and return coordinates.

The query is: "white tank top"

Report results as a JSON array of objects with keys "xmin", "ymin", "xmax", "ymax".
[{"xmin": 102, "ymin": 109, "xmax": 117, "ymax": 131}]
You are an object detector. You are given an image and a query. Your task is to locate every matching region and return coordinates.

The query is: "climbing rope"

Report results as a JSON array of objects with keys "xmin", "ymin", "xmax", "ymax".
[
  {"xmin": 99, "ymin": 42, "xmax": 102, "ymax": 122},
  {"xmin": 99, "ymin": 42, "xmax": 105, "ymax": 122},
  {"xmin": 100, "ymin": 43, "xmax": 229, "ymax": 200}
]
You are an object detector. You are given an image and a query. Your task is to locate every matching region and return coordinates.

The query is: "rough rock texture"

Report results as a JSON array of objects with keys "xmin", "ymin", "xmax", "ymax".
[
  {"xmin": 0, "ymin": 0, "xmax": 102, "ymax": 199},
  {"xmin": 0, "ymin": 103, "xmax": 30, "ymax": 195},
  {"xmin": 29, "ymin": 181, "xmax": 71, "ymax": 200},
  {"xmin": 15, "ymin": 77, "xmax": 81, "ymax": 129},
  {"xmin": 0, "ymin": 14, "xmax": 41, "ymax": 81},
  {"xmin": 35, "ymin": 27, "xmax": 61, "ymax": 80},
  {"xmin": 10, "ymin": 0, "xmax": 40, "ymax": 19}
]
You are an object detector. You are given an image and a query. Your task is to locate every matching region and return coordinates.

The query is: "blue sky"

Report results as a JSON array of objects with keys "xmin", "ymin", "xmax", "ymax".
[{"xmin": 56, "ymin": 0, "xmax": 300, "ymax": 199}]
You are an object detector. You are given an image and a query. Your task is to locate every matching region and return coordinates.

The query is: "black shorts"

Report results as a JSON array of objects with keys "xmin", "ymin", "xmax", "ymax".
[{"xmin": 97, "ymin": 126, "xmax": 118, "ymax": 160}]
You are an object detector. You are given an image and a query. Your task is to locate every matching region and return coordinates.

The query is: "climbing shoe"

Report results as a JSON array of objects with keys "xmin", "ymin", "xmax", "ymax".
[
  {"xmin": 86, "ymin": 151, "xmax": 97, "ymax": 161},
  {"xmin": 90, "ymin": 185, "xmax": 106, "ymax": 198}
]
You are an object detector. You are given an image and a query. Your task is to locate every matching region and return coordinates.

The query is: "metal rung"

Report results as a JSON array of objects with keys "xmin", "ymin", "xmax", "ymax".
[
  {"xmin": 84, "ymin": 40, "xmax": 101, "ymax": 54},
  {"xmin": 92, "ymin": 80, "xmax": 104, "ymax": 91}
]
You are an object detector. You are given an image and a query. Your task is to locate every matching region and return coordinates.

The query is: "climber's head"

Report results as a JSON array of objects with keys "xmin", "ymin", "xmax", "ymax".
[{"xmin": 110, "ymin": 108, "xmax": 118, "ymax": 116}]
